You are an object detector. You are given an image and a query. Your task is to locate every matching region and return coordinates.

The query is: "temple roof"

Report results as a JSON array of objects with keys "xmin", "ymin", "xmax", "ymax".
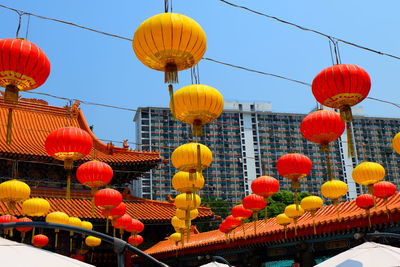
[
  {"xmin": 0, "ymin": 97, "xmax": 161, "ymax": 165},
  {"xmin": 144, "ymin": 193, "xmax": 400, "ymax": 257},
  {"xmin": 0, "ymin": 188, "xmax": 214, "ymax": 223}
]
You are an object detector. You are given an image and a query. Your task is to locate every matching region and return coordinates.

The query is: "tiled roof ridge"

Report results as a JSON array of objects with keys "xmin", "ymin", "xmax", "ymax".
[{"xmin": 143, "ymin": 193, "xmax": 400, "ymax": 257}]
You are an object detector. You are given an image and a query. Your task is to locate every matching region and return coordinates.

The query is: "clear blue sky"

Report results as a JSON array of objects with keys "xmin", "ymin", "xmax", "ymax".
[{"xmin": 1, "ymin": 1, "xmax": 399, "ymax": 147}]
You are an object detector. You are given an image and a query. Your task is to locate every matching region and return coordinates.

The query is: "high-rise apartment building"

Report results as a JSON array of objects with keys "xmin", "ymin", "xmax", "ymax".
[{"xmin": 133, "ymin": 102, "xmax": 400, "ymax": 203}]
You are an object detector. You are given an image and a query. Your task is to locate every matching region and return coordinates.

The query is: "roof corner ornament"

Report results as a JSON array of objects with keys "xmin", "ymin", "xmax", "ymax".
[{"xmin": 122, "ymin": 139, "xmax": 129, "ymax": 149}]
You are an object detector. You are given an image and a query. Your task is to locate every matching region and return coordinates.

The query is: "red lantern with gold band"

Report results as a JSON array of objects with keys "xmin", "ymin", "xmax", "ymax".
[
  {"xmin": 94, "ymin": 188, "xmax": 122, "ymax": 233},
  {"xmin": 76, "ymin": 161, "xmax": 113, "ymax": 194},
  {"xmin": 312, "ymin": 64, "xmax": 371, "ymax": 156},
  {"xmin": 356, "ymin": 194, "xmax": 374, "ymax": 227},
  {"xmin": 0, "ymin": 38, "xmax": 51, "ymax": 144},
  {"xmin": 374, "ymin": 181, "xmax": 397, "ymax": 217},
  {"xmin": 45, "ymin": 127, "xmax": 93, "ymax": 199},
  {"xmin": 251, "ymin": 176, "xmax": 279, "ymax": 220},
  {"xmin": 300, "ymin": 110, "xmax": 345, "ymax": 181}
]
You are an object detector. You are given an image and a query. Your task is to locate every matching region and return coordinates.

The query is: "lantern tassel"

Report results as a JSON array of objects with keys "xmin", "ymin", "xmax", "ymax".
[
  {"xmin": 384, "ymin": 199, "xmax": 390, "ymax": 219},
  {"xmin": 165, "ymin": 62, "xmax": 178, "ymax": 84},
  {"xmin": 334, "ymin": 199, "xmax": 341, "ymax": 222},
  {"xmin": 113, "ymin": 227, "xmax": 116, "ymax": 237},
  {"xmin": 65, "ymin": 165, "xmax": 73, "ymax": 200},
  {"xmin": 192, "ymin": 119, "xmax": 203, "ymax": 137},
  {"xmin": 368, "ymin": 185, "xmax": 377, "ymax": 208},
  {"xmin": 31, "ymin": 227, "xmax": 35, "ymax": 244},
  {"xmin": 70, "ymin": 234, "xmax": 73, "ymax": 253},
  {"xmin": 253, "ymin": 213, "xmax": 258, "ymax": 235},
  {"xmin": 168, "ymin": 84, "xmax": 176, "ymax": 119},
  {"xmin": 311, "ymin": 211, "xmax": 317, "ymax": 235},
  {"xmin": 346, "ymin": 122, "xmax": 355, "ymax": 158},
  {"xmin": 90, "ymin": 250, "xmax": 94, "ymax": 263},
  {"xmin": 264, "ymin": 199, "xmax": 268, "ymax": 222},
  {"xmin": 55, "ymin": 230, "xmax": 59, "ymax": 248},
  {"xmin": 4, "ymin": 84, "xmax": 19, "ymax": 144},
  {"xmin": 106, "ymin": 218, "xmax": 109, "ymax": 233},
  {"xmin": 196, "ymin": 144, "xmax": 202, "ymax": 173},
  {"xmin": 366, "ymin": 209, "xmax": 372, "ymax": 228},
  {"xmin": 21, "ymin": 232, "xmax": 25, "ymax": 243},
  {"xmin": 192, "ymin": 192, "xmax": 197, "ymax": 209},
  {"xmin": 242, "ymin": 223, "xmax": 246, "ymax": 239},
  {"xmin": 294, "ymin": 218, "xmax": 298, "ymax": 235}
]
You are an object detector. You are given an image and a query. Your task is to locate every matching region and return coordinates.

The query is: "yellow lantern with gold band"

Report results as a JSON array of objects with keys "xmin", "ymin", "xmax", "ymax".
[
  {"xmin": 172, "ymin": 172, "xmax": 204, "ymax": 194},
  {"xmin": 176, "ymin": 208, "xmax": 198, "ymax": 221},
  {"xmin": 300, "ymin": 196, "xmax": 323, "ymax": 234},
  {"xmin": 22, "ymin": 198, "xmax": 50, "ymax": 217},
  {"xmin": 169, "ymin": 232, "xmax": 182, "ymax": 247},
  {"xmin": 284, "ymin": 204, "xmax": 304, "ymax": 235},
  {"xmin": 133, "ymin": 13, "xmax": 206, "ymax": 84},
  {"xmin": 171, "ymin": 84, "xmax": 224, "ymax": 136},
  {"xmin": 352, "ymin": 162, "xmax": 385, "ymax": 193},
  {"xmin": 392, "ymin": 133, "xmax": 400, "ymax": 154},
  {"xmin": 85, "ymin": 235, "xmax": 101, "ymax": 262},
  {"xmin": 67, "ymin": 217, "xmax": 82, "ymax": 252},
  {"xmin": 46, "ymin": 211, "xmax": 69, "ymax": 248},
  {"xmin": 171, "ymin": 216, "xmax": 187, "ymax": 246},
  {"xmin": 321, "ymin": 180, "xmax": 348, "ymax": 221},
  {"xmin": 175, "ymin": 193, "xmax": 201, "ymax": 242},
  {"xmin": 0, "ymin": 179, "xmax": 30, "ymax": 210},
  {"xmin": 275, "ymin": 213, "xmax": 292, "ymax": 239}
]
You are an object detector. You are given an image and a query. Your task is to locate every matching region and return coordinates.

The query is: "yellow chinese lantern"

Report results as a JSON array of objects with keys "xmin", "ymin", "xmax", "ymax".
[
  {"xmin": 22, "ymin": 198, "xmax": 50, "ymax": 243},
  {"xmin": 170, "ymin": 84, "xmax": 224, "ymax": 136},
  {"xmin": 176, "ymin": 208, "xmax": 198, "ymax": 221},
  {"xmin": 81, "ymin": 221, "xmax": 93, "ymax": 231},
  {"xmin": 321, "ymin": 180, "xmax": 348, "ymax": 220},
  {"xmin": 85, "ymin": 236, "xmax": 101, "ymax": 263},
  {"xmin": 172, "ymin": 171, "xmax": 204, "ymax": 204},
  {"xmin": 352, "ymin": 162, "xmax": 385, "ymax": 193},
  {"xmin": 0, "ymin": 179, "xmax": 30, "ymax": 210},
  {"xmin": 171, "ymin": 216, "xmax": 187, "ymax": 246},
  {"xmin": 45, "ymin": 211, "xmax": 69, "ymax": 247},
  {"xmin": 169, "ymin": 232, "xmax": 182, "ymax": 246},
  {"xmin": 275, "ymin": 213, "xmax": 292, "ymax": 239},
  {"xmin": 284, "ymin": 204, "xmax": 304, "ymax": 235},
  {"xmin": 171, "ymin": 143, "xmax": 212, "ymax": 180},
  {"xmin": 67, "ymin": 217, "xmax": 82, "ymax": 252},
  {"xmin": 175, "ymin": 193, "xmax": 200, "ymax": 242},
  {"xmin": 392, "ymin": 133, "xmax": 400, "ymax": 153},
  {"xmin": 300, "ymin": 196, "xmax": 323, "ymax": 234},
  {"xmin": 133, "ymin": 13, "xmax": 207, "ymax": 84}
]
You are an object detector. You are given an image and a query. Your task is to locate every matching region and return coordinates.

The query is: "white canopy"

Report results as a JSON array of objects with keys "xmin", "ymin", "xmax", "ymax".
[
  {"xmin": 315, "ymin": 242, "xmax": 400, "ymax": 267},
  {"xmin": 0, "ymin": 237, "xmax": 94, "ymax": 267}
]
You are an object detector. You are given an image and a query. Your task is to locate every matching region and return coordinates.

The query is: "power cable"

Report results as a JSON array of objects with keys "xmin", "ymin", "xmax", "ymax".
[{"xmin": 216, "ymin": 0, "xmax": 400, "ymax": 61}]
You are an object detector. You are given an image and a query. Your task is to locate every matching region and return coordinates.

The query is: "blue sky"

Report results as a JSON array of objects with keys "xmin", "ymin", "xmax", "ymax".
[{"xmin": 1, "ymin": 1, "xmax": 399, "ymax": 147}]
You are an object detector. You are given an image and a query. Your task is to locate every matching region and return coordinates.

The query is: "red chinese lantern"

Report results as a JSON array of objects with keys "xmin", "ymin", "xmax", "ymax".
[
  {"xmin": 312, "ymin": 64, "xmax": 371, "ymax": 156},
  {"xmin": 0, "ymin": 215, "xmax": 17, "ymax": 236},
  {"xmin": 0, "ymin": 38, "xmax": 51, "ymax": 144},
  {"xmin": 45, "ymin": 127, "xmax": 93, "ymax": 199},
  {"xmin": 232, "ymin": 204, "xmax": 252, "ymax": 238},
  {"xmin": 225, "ymin": 215, "xmax": 241, "ymax": 229},
  {"xmin": 33, "ymin": 234, "xmax": 49, "ymax": 248},
  {"xmin": 76, "ymin": 161, "xmax": 113, "ymax": 194},
  {"xmin": 374, "ymin": 181, "xmax": 397, "ymax": 216},
  {"xmin": 128, "ymin": 235, "xmax": 143, "ymax": 247},
  {"xmin": 242, "ymin": 194, "xmax": 265, "ymax": 234},
  {"xmin": 300, "ymin": 110, "xmax": 345, "ymax": 181},
  {"xmin": 113, "ymin": 214, "xmax": 132, "ymax": 238},
  {"xmin": 251, "ymin": 176, "xmax": 279, "ymax": 219},
  {"xmin": 277, "ymin": 153, "xmax": 312, "ymax": 190},
  {"xmin": 94, "ymin": 188, "xmax": 122, "ymax": 232},
  {"xmin": 71, "ymin": 255, "xmax": 85, "ymax": 262},
  {"xmin": 102, "ymin": 202, "xmax": 126, "ymax": 220},
  {"xmin": 356, "ymin": 194, "xmax": 374, "ymax": 227},
  {"xmin": 125, "ymin": 219, "xmax": 144, "ymax": 237},
  {"xmin": 15, "ymin": 217, "xmax": 32, "ymax": 242}
]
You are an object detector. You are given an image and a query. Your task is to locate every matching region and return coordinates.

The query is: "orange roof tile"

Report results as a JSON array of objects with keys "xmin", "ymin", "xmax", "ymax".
[
  {"xmin": 0, "ymin": 98, "xmax": 161, "ymax": 165},
  {"xmin": 0, "ymin": 195, "xmax": 214, "ymax": 223},
  {"xmin": 144, "ymin": 193, "xmax": 400, "ymax": 257}
]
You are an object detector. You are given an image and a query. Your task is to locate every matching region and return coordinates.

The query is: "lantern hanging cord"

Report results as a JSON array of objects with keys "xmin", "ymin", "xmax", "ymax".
[
  {"xmin": 216, "ymin": 0, "xmax": 400, "ymax": 61},
  {"xmin": 15, "ymin": 10, "xmax": 25, "ymax": 38},
  {"xmin": 0, "ymin": 3, "xmax": 399, "ymax": 61}
]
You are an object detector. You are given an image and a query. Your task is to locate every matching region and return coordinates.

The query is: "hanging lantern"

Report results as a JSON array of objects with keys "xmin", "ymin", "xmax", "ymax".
[
  {"xmin": 15, "ymin": 217, "xmax": 32, "ymax": 243},
  {"xmin": 300, "ymin": 110, "xmax": 345, "ymax": 181},
  {"xmin": 172, "ymin": 171, "xmax": 204, "ymax": 194},
  {"xmin": 251, "ymin": 176, "xmax": 279, "ymax": 219},
  {"xmin": 94, "ymin": 188, "xmax": 122, "ymax": 233},
  {"xmin": 76, "ymin": 161, "xmax": 113, "ymax": 194},
  {"xmin": 352, "ymin": 162, "xmax": 385, "ymax": 194},
  {"xmin": 125, "ymin": 219, "xmax": 145, "ymax": 237},
  {"xmin": 45, "ymin": 211, "xmax": 69, "ymax": 247},
  {"xmin": 356, "ymin": 194, "xmax": 374, "ymax": 227},
  {"xmin": 242, "ymin": 194, "xmax": 265, "ymax": 234},
  {"xmin": 231, "ymin": 204, "xmax": 252, "ymax": 238},
  {"xmin": 45, "ymin": 127, "xmax": 93, "ymax": 199},
  {"xmin": 392, "ymin": 133, "xmax": 400, "ymax": 154},
  {"xmin": 374, "ymin": 181, "xmax": 396, "ymax": 216},
  {"xmin": 277, "ymin": 153, "xmax": 312, "ymax": 203},
  {"xmin": 170, "ymin": 84, "xmax": 224, "ymax": 135},
  {"xmin": 102, "ymin": 202, "xmax": 126, "ymax": 222},
  {"xmin": 22, "ymin": 197, "xmax": 50, "ymax": 243},
  {"xmin": 85, "ymin": 235, "xmax": 101, "ymax": 263},
  {"xmin": 33, "ymin": 234, "xmax": 49, "ymax": 248},
  {"xmin": 300, "ymin": 196, "xmax": 323, "ymax": 234},
  {"xmin": 0, "ymin": 215, "xmax": 17, "ymax": 236},
  {"xmin": 284, "ymin": 204, "xmax": 304, "ymax": 235},
  {"xmin": 312, "ymin": 64, "xmax": 371, "ymax": 156},
  {"xmin": 0, "ymin": 38, "xmax": 51, "ymax": 144},
  {"xmin": 0, "ymin": 179, "xmax": 31, "ymax": 210},
  {"xmin": 224, "ymin": 215, "xmax": 241, "ymax": 238},
  {"xmin": 171, "ymin": 143, "xmax": 212, "ymax": 178},
  {"xmin": 321, "ymin": 180, "xmax": 348, "ymax": 220},
  {"xmin": 128, "ymin": 235, "xmax": 143, "ymax": 247},
  {"xmin": 219, "ymin": 221, "xmax": 233, "ymax": 243},
  {"xmin": 171, "ymin": 216, "xmax": 187, "ymax": 245},
  {"xmin": 67, "ymin": 217, "xmax": 82, "ymax": 252},
  {"xmin": 176, "ymin": 208, "xmax": 198, "ymax": 221},
  {"xmin": 169, "ymin": 232, "xmax": 182, "ymax": 247},
  {"xmin": 133, "ymin": 13, "xmax": 206, "ymax": 84},
  {"xmin": 174, "ymin": 193, "xmax": 201, "ymax": 242},
  {"xmin": 275, "ymin": 213, "xmax": 293, "ymax": 239},
  {"xmin": 22, "ymin": 198, "xmax": 50, "ymax": 216},
  {"xmin": 113, "ymin": 214, "xmax": 132, "ymax": 238},
  {"xmin": 80, "ymin": 220, "xmax": 93, "ymax": 242}
]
